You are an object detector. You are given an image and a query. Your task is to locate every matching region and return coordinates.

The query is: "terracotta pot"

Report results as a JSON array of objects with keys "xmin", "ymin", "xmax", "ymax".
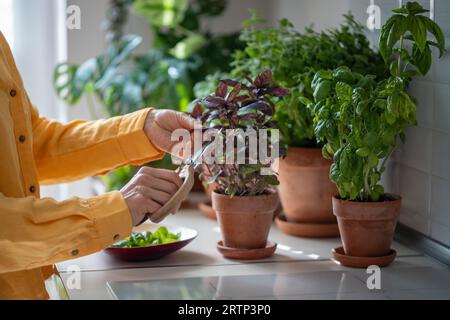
[
  {"xmin": 276, "ymin": 147, "xmax": 337, "ymax": 224},
  {"xmin": 212, "ymin": 191, "xmax": 278, "ymax": 249},
  {"xmin": 332, "ymin": 194, "xmax": 402, "ymax": 257}
]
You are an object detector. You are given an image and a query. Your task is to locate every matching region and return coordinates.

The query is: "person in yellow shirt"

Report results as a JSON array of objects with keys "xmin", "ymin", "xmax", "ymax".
[{"xmin": 0, "ymin": 31, "xmax": 197, "ymax": 299}]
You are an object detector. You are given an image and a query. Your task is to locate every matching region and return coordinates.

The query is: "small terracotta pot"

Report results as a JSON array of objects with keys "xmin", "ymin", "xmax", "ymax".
[
  {"xmin": 276, "ymin": 147, "xmax": 337, "ymax": 223},
  {"xmin": 333, "ymin": 194, "xmax": 402, "ymax": 257},
  {"xmin": 212, "ymin": 190, "xmax": 278, "ymax": 249}
]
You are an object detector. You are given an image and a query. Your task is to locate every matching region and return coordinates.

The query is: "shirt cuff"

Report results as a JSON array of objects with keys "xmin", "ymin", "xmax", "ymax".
[
  {"xmin": 25, "ymin": 192, "xmax": 133, "ymax": 271},
  {"xmin": 86, "ymin": 191, "xmax": 133, "ymax": 246},
  {"xmin": 117, "ymin": 108, "xmax": 165, "ymax": 166}
]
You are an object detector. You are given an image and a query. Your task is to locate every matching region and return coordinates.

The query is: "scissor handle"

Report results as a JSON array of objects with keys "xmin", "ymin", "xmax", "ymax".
[{"xmin": 147, "ymin": 165, "xmax": 195, "ymax": 224}]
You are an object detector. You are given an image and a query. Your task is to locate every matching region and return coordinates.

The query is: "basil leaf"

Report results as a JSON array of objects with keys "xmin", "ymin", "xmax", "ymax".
[
  {"xmin": 408, "ymin": 15, "xmax": 427, "ymax": 53},
  {"xmin": 313, "ymin": 80, "xmax": 332, "ymax": 101},
  {"xmin": 412, "ymin": 43, "xmax": 432, "ymax": 75},
  {"xmin": 421, "ymin": 16, "xmax": 446, "ymax": 57},
  {"xmin": 335, "ymin": 82, "xmax": 353, "ymax": 101}
]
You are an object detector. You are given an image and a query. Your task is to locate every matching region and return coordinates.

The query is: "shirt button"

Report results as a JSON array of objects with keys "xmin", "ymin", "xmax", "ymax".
[
  {"xmin": 19, "ymin": 135, "xmax": 26, "ymax": 143},
  {"xmin": 29, "ymin": 185, "xmax": 36, "ymax": 193},
  {"xmin": 10, "ymin": 89, "xmax": 17, "ymax": 97},
  {"xmin": 113, "ymin": 234, "xmax": 120, "ymax": 241},
  {"xmin": 71, "ymin": 249, "xmax": 79, "ymax": 256},
  {"xmin": 80, "ymin": 200, "xmax": 90, "ymax": 208}
]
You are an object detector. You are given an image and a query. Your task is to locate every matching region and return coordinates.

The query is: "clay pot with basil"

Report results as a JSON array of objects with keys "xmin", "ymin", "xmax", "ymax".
[
  {"xmin": 333, "ymin": 194, "xmax": 401, "ymax": 257},
  {"xmin": 277, "ymin": 147, "xmax": 338, "ymax": 224},
  {"xmin": 212, "ymin": 190, "xmax": 278, "ymax": 249}
]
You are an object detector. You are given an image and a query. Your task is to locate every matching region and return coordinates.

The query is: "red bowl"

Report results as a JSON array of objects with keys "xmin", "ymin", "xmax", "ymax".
[{"xmin": 104, "ymin": 224, "xmax": 198, "ymax": 262}]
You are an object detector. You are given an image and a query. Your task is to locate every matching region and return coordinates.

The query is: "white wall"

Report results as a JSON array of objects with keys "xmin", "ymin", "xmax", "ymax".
[
  {"xmin": 266, "ymin": 0, "xmax": 352, "ymax": 31},
  {"xmin": 203, "ymin": 0, "xmax": 270, "ymax": 33},
  {"xmin": 388, "ymin": 0, "xmax": 450, "ymax": 247}
]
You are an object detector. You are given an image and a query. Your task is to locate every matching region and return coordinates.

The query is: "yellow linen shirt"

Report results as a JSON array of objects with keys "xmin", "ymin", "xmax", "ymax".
[{"xmin": 0, "ymin": 31, "xmax": 164, "ymax": 299}]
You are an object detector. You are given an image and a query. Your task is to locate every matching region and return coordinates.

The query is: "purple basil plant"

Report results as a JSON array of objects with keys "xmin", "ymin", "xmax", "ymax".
[{"xmin": 192, "ymin": 70, "xmax": 289, "ymax": 197}]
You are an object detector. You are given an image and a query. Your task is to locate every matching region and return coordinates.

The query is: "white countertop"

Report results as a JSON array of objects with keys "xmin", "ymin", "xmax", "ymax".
[{"xmin": 55, "ymin": 196, "xmax": 450, "ymax": 300}]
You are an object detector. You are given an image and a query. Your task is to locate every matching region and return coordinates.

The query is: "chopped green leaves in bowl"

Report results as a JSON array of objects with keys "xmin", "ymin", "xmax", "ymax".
[{"xmin": 111, "ymin": 227, "xmax": 181, "ymax": 248}]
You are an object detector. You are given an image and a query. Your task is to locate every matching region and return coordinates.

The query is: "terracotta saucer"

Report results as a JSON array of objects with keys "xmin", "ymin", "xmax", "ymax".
[
  {"xmin": 332, "ymin": 246, "xmax": 397, "ymax": 268},
  {"xmin": 275, "ymin": 215, "xmax": 340, "ymax": 238},
  {"xmin": 198, "ymin": 201, "xmax": 217, "ymax": 220},
  {"xmin": 217, "ymin": 240, "xmax": 277, "ymax": 260}
]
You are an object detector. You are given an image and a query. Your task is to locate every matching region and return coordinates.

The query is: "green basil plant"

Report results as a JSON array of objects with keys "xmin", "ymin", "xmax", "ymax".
[{"xmin": 308, "ymin": 1, "xmax": 445, "ymax": 202}]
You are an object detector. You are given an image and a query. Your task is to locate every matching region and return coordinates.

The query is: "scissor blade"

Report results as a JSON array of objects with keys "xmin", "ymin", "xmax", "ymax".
[
  {"xmin": 189, "ymin": 128, "xmax": 223, "ymax": 166},
  {"xmin": 190, "ymin": 145, "xmax": 206, "ymax": 165}
]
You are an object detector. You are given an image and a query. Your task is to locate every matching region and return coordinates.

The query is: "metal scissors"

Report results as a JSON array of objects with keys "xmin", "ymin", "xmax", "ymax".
[{"xmin": 148, "ymin": 130, "xmax": 221, "ymax": 223}]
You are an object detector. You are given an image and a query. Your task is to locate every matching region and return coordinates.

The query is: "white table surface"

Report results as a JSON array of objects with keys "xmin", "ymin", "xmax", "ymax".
[
  {"xmin": 56, "ymin": 196, "xmax": 450, "ymax": 300},
  {"xmin": 58, "ymin": 256, "xmax": 450, "ymax": 300},
  {"xmin": 57, "ymin": 210, "xmax": 419, "ymax": 272}
]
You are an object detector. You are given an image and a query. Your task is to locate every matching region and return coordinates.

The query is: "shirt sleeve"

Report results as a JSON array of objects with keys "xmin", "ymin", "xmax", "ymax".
[
  {"xmin": 0, "ymin": 191, "xmax": 132, "ymax": 274},
  {"xmin": 30, "ymin": 105, "xmax": 165, "ymax": 185}
]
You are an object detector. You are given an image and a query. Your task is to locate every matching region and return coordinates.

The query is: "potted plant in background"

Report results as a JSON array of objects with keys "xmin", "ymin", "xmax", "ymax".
[
  {"xmin": 308, "ymin": 2, "xmax": 445, "ymax": 267},
  {"xmin": 53, "ymin": 0, "xmax": 243, "ymax": 192},
  {"xmin": 228, "ymin": 12, "xmax": 388, "ymax": 237},
  {"xmin": 196, "ymin": 70, "xmax": 289, "ymax": 259}
]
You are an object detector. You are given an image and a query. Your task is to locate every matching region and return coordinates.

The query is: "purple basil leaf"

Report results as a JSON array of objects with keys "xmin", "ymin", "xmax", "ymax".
[
  {"xmin": 215, "ymin": 81, "xmax": 228, "ymax": 98},
  {"xmin": 241, "ymin": 101, "xmax": 270, "ymax": 112},
  {"xmin": 241, "ymin": 98, "xmax": 257, "ymax": 107},
  {"xmin": 190, "ymin": 103, "xmax": 204, "ymax": 119},
  {"xmin": 222, "ymin": 79, "xmax": 239, "ymax": 87},
  {"xmin": 254, "ymin": 69, "xmax": 273, "ymax": 88},
  {"xmin": 269, "ymin": 86, "xmax": 290, "ymax": 97},
  {"xmin": 226, "ymin": 83, "xmax": 242, "ymax": 102},
  {"xmin": 204, "ymin": 96, "xmax": 226, "ymax": 109},
  {"xmin": 234, "ymin": 95, "xmax": 251, "ymax": 102},
  {"xmin": 200, "ymin": 111, "xmax": 212, "ymax": 123},
  {"xmin": 240, "ymin": 113, "xmax": 259, "ymax": 121}
]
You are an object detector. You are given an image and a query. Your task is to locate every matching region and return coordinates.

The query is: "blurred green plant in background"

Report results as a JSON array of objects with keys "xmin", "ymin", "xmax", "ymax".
[
  {"xmin": 195, "ymin": 11, "xmax": 389, "ymax": 149},
  {"xmin": 53, "ymin": 0, "xmax": 243, "ymax": 191},
  {"xmin": 231, "ymin": 12, "xmax": 389, "ymax": 148}
]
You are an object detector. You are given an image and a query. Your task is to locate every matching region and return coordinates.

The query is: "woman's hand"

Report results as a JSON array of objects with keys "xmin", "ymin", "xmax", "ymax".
[
  {"xmin": 144, "ymin": 109, "xmax": 198, "ymax": 156},
  {"xmin": 120, "ymin": 167, "xmax": 183, "ymax": 226}
]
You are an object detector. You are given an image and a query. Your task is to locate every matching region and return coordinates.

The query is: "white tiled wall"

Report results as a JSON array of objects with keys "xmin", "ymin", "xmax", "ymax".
[{"xmin": 366, "ymin": 0, "xmax": 450, "ymax": 247}]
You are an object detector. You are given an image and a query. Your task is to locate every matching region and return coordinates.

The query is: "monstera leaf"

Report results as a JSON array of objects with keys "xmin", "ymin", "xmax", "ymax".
[
  {"xmin": 133, "ymin": 0, "xmax": 189, "ymax": 28},
  {"xmin": 53, "ymin": 35, "xmax": 143, "ymax": 106},
  {"xmin": 53, "ymin": 63, "xmax": 84, "ymax": 105},
  {"xmin": 170, "ymin": 34, "xmax": 206, "ymax": 59}
]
